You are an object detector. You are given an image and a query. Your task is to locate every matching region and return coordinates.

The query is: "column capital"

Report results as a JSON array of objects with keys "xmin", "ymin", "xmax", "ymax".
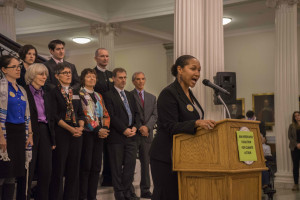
[
  {"xmin": 266, "ymin": 0, "xmax": 300, "ymax": 8},
  {"xmin": 0, "ymin": 0, "xmax": 26, "ymax": 11},
  {"xmin": 163, "ymin": 43, "xmax": 174, "ymax": 51},
  {"xmin": 90, "ymin": 23, "xmax": 120, "ymax": 36}
]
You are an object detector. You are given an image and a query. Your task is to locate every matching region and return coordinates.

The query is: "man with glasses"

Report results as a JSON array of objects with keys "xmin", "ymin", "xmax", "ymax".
[{"xmin": 44, "ymin": 39, "xmax": 80, "ymax": 91}]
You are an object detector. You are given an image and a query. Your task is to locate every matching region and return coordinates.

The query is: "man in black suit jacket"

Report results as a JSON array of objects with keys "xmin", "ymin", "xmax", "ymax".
[
  {"xmin": 93, "ymin": 48, "xmax": 114, "ymax": 186},
  {"xmin": 44, "ymin": 39, "xmax": 80, "ymax": 91},
  {"xmin": 131, "ymin": 72, "xmax": 157, "ymax": 199},
  {"xmin": 94, "ymin": 48, "xmax": 114, "ymax": 94},
  {"xmin": 103, "ymin": 68, "xmax": 141, "ymax": 200}
]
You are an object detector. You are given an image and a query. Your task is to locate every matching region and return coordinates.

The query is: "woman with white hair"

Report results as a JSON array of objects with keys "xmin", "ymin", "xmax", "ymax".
[{"xmin": 24, "ymin": 63, "xmax": 55, "ymax": 200}]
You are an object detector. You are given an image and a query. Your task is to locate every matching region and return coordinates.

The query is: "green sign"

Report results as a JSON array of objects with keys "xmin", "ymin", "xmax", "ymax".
[{"xmin": 236, "ymin": 131, "xmax": 257, "ymax": 162}]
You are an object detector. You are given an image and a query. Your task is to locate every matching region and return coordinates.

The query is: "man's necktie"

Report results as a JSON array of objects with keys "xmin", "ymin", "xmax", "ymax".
[
  {"xmin": 139, "ymin": 91, "xmax": 144, "ymax": 108},
  {"xmin": 120, "ymin": 91, "xmax": 132, "ymax": 126}
]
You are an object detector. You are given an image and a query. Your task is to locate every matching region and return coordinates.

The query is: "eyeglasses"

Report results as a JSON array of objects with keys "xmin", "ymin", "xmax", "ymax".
[
  {"xmin": 6, "ymin": 65, "xmax": 23, "ymax": 70},
  {"xmin": 59, "ymin": 71, "xmax": 72, "ymax": 76}
]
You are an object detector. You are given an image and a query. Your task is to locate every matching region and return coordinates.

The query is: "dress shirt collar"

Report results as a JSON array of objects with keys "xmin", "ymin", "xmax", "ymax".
[
  {"xmin": 62, "ymin": 85, "xmax": 70, "ymax": 94},
  {"xmin": 52, "ymin": 56, "xmax": 63, "ymax": 64},
  {"xmin": 114, "ymin": 86, "xmax": 123, "ymax": 95},
  {"xmin": 135, "ymin": 89, "xmax": 144, "ymax": 98},
  {"xmin": 29, "ymin": 84, "xmax": 43, "ymax": 96},
  {"xmin": 96, "ymin": 65, "xmax": 107, "ymax": 72}
]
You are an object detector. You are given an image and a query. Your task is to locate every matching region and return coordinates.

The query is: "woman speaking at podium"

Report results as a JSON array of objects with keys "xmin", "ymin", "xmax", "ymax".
[{"xmin": 150, "ymin": 55, "xmax": 216, "ymax": 200}]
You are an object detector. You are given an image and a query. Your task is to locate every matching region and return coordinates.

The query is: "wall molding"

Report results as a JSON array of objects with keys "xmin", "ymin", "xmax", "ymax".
[
  {"xmin": 16, "ymin": 21, "xmax": 89, "ymax": 35},
  {"xmin": 26, "ymin": 0, "xmax": 107, "ymax": 23},
  {"xmin": 108, "ymin": 2, "xmax": 174, "ymax": 23}
]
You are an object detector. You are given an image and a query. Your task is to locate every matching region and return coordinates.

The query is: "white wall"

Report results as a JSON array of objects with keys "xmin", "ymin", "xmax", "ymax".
[
  {"xmin": 225, "ymin": 28, "xmax": 300, "ymax": 114},
  {"xmin": 224, "ymin": 31, "xmax": 275, "ymax": 113},
  {"xmin": 67, "ymin": 43, "xmax": 168, "ymax": 98},
  {"xmin": 115, "ymin": 43, "xmax": 167, "ymax": 97}
]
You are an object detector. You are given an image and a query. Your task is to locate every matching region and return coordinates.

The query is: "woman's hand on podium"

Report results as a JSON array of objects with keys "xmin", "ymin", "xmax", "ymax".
[{"xmin": 195, "ymin": 120, "xmax": 216, "ymax": 130}]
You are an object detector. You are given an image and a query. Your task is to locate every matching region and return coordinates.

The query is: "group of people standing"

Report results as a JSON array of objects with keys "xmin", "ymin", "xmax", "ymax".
[
  {"xmin": 0, "ymin": 39, "xmax": 158, "ymax": 200},
  {"xmin": 0, "ymin": 38, "xmax": 217, "ymax": 200}
]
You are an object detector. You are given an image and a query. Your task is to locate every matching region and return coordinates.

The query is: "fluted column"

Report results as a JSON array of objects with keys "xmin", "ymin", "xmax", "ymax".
[
  {"xmin": 0, "ymin": 0, "xmax": 25, "ymax": 41},
  {"xmin": 266, "ymin": 0, "xmax": 299, "ymax": 188},
  {"xmin": 91, "ymin": 23, "xmax": 119, "ymax": 69},
  {"xmin": 163, "ymin": 43, "xmax": 174, "ymax": 85},
  {"xmin": 174, "ymin": 0, "xmax": 224, "ymax": 120}
]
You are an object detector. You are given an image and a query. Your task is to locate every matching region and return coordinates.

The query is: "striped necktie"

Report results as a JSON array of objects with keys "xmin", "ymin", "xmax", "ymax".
[{"xmin": 120, "ymin": 91, "xmax": 132, "ymax": 126}]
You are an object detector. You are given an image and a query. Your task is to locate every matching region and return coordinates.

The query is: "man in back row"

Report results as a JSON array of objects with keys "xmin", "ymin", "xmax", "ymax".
[
  {"xmin": 94, "ymin": 48, "xmax": 114, "ymax": 94},
  {"xmin": 93, "ymin": 48, "xmax": 114, "ymax": 186},
  {"xmin": 44, "ymin": 39, "xmax": 80, "ymax": 91},
  {"xmin": 131, "ymin": 72, "xmax": 157, "ymax": 199}
]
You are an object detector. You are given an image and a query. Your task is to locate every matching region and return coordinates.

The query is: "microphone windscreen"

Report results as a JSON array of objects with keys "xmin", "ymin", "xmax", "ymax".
[{"xmin": 202, "ymin": 79, "xmax": 210, "ymax": 86}]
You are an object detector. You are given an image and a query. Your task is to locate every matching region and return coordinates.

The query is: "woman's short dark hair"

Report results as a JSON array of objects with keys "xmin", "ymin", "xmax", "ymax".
[
  {"xmin": 0, "ymin": 55, "xmax": 19, "ymax": 71},
  {"xmin": 171, "ymin": 55, "xmax": 196, "ymax": 77},
  {"xmin": 18, "ymin": 44, "xmax": 38, "ymax": 61},
  {"xmin": 54, "ymin": 63, "xmax": 71, "ymax": 75},
  {"xmin": 80, "ymin": 68, "xmax": 97, "ymax": 86}
]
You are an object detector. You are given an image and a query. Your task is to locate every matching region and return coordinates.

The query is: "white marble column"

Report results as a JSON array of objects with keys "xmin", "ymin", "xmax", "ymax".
[
  {"xmin": 91, "ymin": 23, "xmax": 119, "ymax": 69},
  {"xmin": 174, "ymin": 0, "xmax": 224, "ymax": 120},
  {"xmin": 0, "ymin": 0, "xmax": 25, "ymax": 41},
  {"xmin": 266, "ymin": 0, "xmax": 299, "ymax": 188},
  {"xmin": 163, "ymin": 43, "xmax": 174, "ymax": 85}
]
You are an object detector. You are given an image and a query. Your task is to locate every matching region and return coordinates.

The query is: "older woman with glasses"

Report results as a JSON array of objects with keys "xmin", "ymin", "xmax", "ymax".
[
  {"xmin": 49, "ymin": 63, "xmax": 85, "ymax": 200},
  {"xmin": 0, "ymin": 55, "xmax": 33, "ymax": 199},
  {"xmin": 24, "ymin": 63, "xmax": 55, "ymax": 200},
  {"xmin": 78, "ymin": 68, "xmax": 110, "ymax": 200}
]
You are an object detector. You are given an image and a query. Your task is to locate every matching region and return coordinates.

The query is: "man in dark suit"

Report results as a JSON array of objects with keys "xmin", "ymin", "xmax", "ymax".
[
  {"xmin": 130, "ymin": 72, "xmax": 157, "ymax": 199},
  {"xmin": 44, "ymin": 39, "xmax": 80, "ymax": 91},
  {"xmin": 94, "ymin": 48, "xmax": 114, "ymax": 94},
  {"xmin": 103, "ymin": 68, "xmax": 141, "ymax": 200},
  {"xmin": 93, "ymin": 48, "xmax": 114, "ymax": 186}
]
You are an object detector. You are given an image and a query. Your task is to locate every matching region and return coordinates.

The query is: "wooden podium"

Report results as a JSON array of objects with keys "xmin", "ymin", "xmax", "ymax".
[{"xmin": 173, "ymin": 119, "xmax": 267, "ymax": 200}]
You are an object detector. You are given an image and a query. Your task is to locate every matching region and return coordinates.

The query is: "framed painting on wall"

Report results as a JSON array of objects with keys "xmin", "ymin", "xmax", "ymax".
[
  {"xmin": 252, "ymin": 93, "xmax": 274, "ymax": 126},
  {"xmin": 226, "ymin": 98, "xmax": 245, "ymax": 119}
]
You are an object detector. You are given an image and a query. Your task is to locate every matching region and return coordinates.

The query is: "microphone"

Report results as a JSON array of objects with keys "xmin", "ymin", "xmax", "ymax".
[{"xmin": 202, "ymin": 79, "xmax": 230, "ymax": 95}]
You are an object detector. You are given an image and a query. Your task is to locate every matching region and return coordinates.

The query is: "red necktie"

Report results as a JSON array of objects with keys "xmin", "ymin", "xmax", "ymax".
[{"xmin": 139, "ymin": 91, "xmax": 144, "ymax": 108}]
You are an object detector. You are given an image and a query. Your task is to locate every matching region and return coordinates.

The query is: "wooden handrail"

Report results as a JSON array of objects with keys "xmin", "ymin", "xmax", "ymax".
[{"xmin": 0, "ymin": 33, "xmax": 46, "ymax": 63}]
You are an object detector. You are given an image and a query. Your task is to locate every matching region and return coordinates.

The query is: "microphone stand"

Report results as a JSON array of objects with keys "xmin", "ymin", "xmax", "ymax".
[{"xmin": 216, "ymin": 91, "xmax": 231, "ymax": 119}]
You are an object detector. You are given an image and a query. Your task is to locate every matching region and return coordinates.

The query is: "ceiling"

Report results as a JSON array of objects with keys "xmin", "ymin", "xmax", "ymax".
[{"xmin": 13, "ymin": 0, "xmax": 293, "ymax": 56}]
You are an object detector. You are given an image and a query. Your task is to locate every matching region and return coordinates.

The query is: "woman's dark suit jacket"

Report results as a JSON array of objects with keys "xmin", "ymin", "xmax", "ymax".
[
  {"xmin": 50, "ymin": 86, "xmax": 85, "ymax": 127},
  {"xmin": 150, "ymin": 79, "xmax": 204, "ymax": 164},
  {"xmin": 24, "ymin": 85, "xmax": 55, "ymax": 145}
]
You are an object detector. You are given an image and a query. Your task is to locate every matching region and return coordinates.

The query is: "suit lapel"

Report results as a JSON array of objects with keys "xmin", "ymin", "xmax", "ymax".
[
  {"xmin": 133, "ymin": 90, "xmax": 143, "ymax": 110},
  {"xmin": 112, "ymin": 88, "xmax": 127, "ymax": 113},
  {"xmin": 173, "ymin": 80, "xmax": 200, "ymax": 119},
  {"xmin": 25, "ymin": 86, "xmax": 37, "ymax": 113}
]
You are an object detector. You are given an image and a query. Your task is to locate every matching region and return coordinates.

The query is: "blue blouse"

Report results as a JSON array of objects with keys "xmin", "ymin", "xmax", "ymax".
[{"xmin": 6, "ymin": 81, "xmax": 26, "ymax": 124}]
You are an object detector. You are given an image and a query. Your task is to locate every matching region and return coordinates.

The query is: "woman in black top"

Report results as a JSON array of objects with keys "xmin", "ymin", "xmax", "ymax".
[
  {"xmin": 288, "ymin": 111, "xmax": 300, "ymax": 191},
  {"xmin": 24, "ymin": 63, "xmax": 55, "ymax": 199},
  {"xmin": 17, "ymin": 45, "xmax": 38, "ymax": 87},
  {"xmin": 49, "ymin": 63, "xmax": 85, "ymax": 200},
  {"xmin": 149, "ymin": 55, "xmax": 216, "ymax": 200}
]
